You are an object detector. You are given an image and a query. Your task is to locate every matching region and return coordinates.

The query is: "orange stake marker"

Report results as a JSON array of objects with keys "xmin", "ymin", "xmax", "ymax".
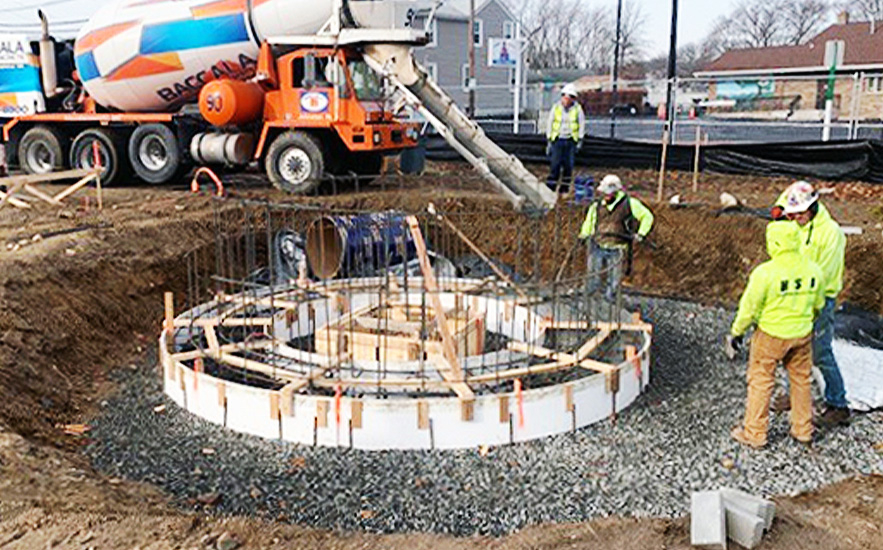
[
  {"xmin": 514, "ymin": 379, "xmax": 525, "ymax": 428},
  {"xmin": 334, "ymin": 384, "xmax": 342, "ymax": 426}
]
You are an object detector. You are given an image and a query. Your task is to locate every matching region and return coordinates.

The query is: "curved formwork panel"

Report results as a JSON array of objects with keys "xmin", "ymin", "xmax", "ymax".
[{"xmin": 159, "ymin": 278, "xmax": 652, "ymax": 450}]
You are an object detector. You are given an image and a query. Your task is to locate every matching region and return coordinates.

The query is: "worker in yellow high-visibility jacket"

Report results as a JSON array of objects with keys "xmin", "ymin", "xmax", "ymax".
[
  {"xmin": 578, "ymin": 174, "xmax": 654, "ymax": 302},
  {"xmin": 770, "ymin": 181, "xmax": 850, "ymax": 428},
  {"xmin": 726, "ymin": 221, "xmax": 826, "ymax": 448},
  {"xmin": 545, "ymin": 83, "xmax": 585, "ymax": 188}
]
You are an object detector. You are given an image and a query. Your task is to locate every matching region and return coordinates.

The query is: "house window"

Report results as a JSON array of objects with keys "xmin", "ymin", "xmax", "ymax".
[
  {"xmin": 867, "ymin": 76, "xmax": 883, "ymax": 93},
  {"xmin": 461, "ymin": 64, "xmax": 471, "ymax": 90},
  {"xmin": 426, "ymin": 19, "xmax": 437, "ymax": 48},
  {"xmin": 503, "ymin": 21, "xmax": 517, "ymax": 39},
  {"xmin": 473, "ymin": 19, "xmax": 483, "ymax": 47},
  {"xmin": 425, "ymin": 62, "xmax": 438, "ymax": 83}
]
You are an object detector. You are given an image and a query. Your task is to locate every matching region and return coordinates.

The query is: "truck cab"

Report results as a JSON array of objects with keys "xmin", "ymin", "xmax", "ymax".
[{"xmin": 254, "ymin": 45, "xmax": 417, "ymax": 193}]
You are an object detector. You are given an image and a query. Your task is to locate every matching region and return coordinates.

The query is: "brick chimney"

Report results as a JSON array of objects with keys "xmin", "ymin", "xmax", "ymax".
[{"xmin": 837, "ymin": 10, "xmax": 849, "ymax": 25}]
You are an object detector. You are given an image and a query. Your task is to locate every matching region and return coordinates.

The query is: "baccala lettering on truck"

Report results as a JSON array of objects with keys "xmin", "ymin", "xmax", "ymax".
[{"xmin": 156, "ymin": 54, "xmax": 256, "ymax": 104}]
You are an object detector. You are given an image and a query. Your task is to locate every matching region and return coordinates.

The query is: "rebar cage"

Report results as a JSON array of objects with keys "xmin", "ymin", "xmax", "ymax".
[{"xmin": 159, "ymin": 197, "xmax": 653, "ymax": 449}]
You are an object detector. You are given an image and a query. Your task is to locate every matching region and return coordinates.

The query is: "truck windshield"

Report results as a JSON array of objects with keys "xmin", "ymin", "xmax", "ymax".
[{"xmin": 348, "ymin": 60, "xmax": 384, "ymax": 101}]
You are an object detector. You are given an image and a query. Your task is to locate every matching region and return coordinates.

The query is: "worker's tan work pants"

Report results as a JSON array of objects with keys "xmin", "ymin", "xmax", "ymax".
[{"xmin": 741, "ymin": 330, "xmax": 813, "ymax": 446}]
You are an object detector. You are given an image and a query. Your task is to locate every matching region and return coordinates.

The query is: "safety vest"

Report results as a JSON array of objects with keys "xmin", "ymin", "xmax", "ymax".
[
  {"xmin": 550, "ymin": 104, "xmax": 581, "ymax": 141},
  {"xmin": 731, "ymin": 222, "xmax": 826, "ymax": 340}
]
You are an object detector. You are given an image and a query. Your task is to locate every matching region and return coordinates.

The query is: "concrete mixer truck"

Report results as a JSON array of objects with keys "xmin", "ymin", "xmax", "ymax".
[
  {"xmin": 1, "ymin": 0, "xmax": 556, "ymax": 210},
  {"xmin": 1, "ymin": 0, "xmax": 421, "ymax": 194}
]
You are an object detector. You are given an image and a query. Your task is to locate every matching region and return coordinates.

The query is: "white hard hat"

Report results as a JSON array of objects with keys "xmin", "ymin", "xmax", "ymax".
[
  {"xmin": 598, "ymin": 174, "xmax": 623, "ymax": 195},
  {"xmin": 561, "ymin": 84, "xmax": 578, "ymax": 97},
  {"xmin": 782, "ymin": 181, "xmax": 818, "ymax": 214}
]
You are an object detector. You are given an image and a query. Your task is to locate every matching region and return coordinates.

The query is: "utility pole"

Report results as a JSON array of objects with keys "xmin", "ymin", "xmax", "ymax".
[
  {"xmin": 664, "ymin": 0, "xmax": 679, "ymax": 144},
  {"xmin": 468, "ymin": 0, "xmax": 476, "ymax": 117},
  {"xmin": 610, "ymin": 0, "xmax": 623, "ymax": 138}
]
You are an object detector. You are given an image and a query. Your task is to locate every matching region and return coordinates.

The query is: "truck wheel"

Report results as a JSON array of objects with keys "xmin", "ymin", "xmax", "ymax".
[
  {"xmin": 70, "ymin": 128, "xmax": 128, "ymax": 186},
  {"xmin": 128, "ymin": 123, "xmax": 182, "ymax": 184},
  {"xmin": 19, "ymin": 126, "xmax": 64, "ymax": 175},
  {"xmin": 265, "ymin": 131, "xmax": 324, "ymax": 194}
]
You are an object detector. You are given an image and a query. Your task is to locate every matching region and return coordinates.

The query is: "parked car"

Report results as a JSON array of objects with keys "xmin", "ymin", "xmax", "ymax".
[{"xmin": 610, "ymin": 103, "xmax": 640, "ymax": 116}]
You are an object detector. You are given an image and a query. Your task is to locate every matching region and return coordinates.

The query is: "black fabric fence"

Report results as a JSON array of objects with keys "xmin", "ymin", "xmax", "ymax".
[{"xmin": 425, "ymin": 133, "xmax": 883, "ymax": 184}]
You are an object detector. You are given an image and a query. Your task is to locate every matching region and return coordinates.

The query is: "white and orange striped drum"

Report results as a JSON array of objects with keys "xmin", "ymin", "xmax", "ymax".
[{"xmin": 74, "ymin": 0, "xmax": 332, "ymax": 112}]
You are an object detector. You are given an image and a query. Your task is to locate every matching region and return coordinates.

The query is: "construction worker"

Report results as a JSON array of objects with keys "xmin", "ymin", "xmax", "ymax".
[
  {"xmin": 578, "ymin": 174, "xmax": 654, "ymax": 302},
  {"xmin": 727, "ymin": 221, "xmax": 826, "ymax": 448},
  {"xmin": 546, "ymin": 83, "xmax": 585, "ymax": 188},
  {"xmin": 771, "ymin": 181, "xmax": 850, "ymax": 427}
]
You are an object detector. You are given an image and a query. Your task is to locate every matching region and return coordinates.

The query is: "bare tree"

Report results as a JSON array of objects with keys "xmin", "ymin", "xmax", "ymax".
[
  {"xmin": 511, "ymin": 0, "xmax": 645, "ymax": 71},
  {"xmin": 699, "ymin": 0, "xmax": 830, "ymax": 54},
  {"xmin": 731, "ymin": 0, "xmax": 788, "ymax": 47},
  {"xmin": 838, "ymin": 0, "xmax": 883, "ymax": 31},
  {"xmin": 783, "ymin": 0, "xmax": 831, "ymax": 43},
  {"xmin": 839, "ymin": 0, "xmax": 883, "ymax": 21},
  {"xmin": 617, "ymin": 0, "xmax": 648, "ymax": 67}
]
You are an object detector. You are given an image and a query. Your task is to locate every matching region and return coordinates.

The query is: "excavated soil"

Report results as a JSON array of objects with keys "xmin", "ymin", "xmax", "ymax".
[{"xmin": 0, "ymin": 165, "xmax": 881, "ymax": 548}]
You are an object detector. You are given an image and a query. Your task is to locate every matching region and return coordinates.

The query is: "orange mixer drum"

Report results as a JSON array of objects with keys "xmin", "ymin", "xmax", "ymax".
[{"xmin": 199, "ymin": 79, "xmax": 264, "ymax": 127}]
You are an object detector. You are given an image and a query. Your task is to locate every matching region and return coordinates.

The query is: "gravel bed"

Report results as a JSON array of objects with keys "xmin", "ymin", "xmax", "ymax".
[{"xmin": 85, "ymin": 297, "xmax": 883, "ymax": 535}]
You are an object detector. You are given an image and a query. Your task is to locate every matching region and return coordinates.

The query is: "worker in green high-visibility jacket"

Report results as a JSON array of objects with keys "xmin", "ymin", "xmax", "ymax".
[
  {"xmin": 578, "ymin": 174, "xmax": 654, "ymax": 302},
  {"xmin": 726, "ymin": 220, "xmax": 826, "ymax": 449},
  {"xmin": 770, "ymin": 181, "xmax": 850, "ymax": 428},
  {"xmin": 545, "ymin": 83, "xmax": 585, "ymax": 189}
]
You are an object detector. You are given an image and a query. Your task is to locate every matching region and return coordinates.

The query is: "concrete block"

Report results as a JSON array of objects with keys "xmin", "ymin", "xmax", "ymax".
[
  {"xmin": 725, "ymin": 502, "xmax": 765, "ymax": 549},
  {"xmin": 691, "ymin": 491, "xmax": 727, "ymax": 549},
  {"xmin": 721, "ymin": 488, "xmax": 776, "ymax": 530}
]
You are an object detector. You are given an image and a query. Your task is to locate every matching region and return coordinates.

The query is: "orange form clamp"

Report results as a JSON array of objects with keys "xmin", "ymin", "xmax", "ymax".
[{"xmin": 514, "ymin": 379, "xmax": 525, "ymax": 428}]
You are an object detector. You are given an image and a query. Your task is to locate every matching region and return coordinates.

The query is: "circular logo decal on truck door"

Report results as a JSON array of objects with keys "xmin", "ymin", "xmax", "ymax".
[{"xmin": 300, "ymin": 91, "xmax": 329, "ymax": 113}]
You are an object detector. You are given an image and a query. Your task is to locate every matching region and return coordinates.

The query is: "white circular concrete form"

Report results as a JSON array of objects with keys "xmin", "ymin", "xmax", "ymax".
[{"xmin": 159, "ymin": 277, "xmax": 652, "ymax": 450}]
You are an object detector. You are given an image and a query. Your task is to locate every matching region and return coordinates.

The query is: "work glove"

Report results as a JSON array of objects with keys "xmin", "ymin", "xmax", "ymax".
[
  {"xmin": 724, "ymin": 334, "xmax": 743, "ymax": 360},
  {"xmin": 545, "ymin": 141, "xmax": 552, "ymax": 157},
  {"xmin": 576, "ymin": 139, "xmax": 584, "ymax": 152},
  {"xmin": 633, "ymin": 234, "xmax": 644, "ymax": 243},
  {"xmin": 770, "ymin": 205, "xmax": 785, "ymax": 221}
]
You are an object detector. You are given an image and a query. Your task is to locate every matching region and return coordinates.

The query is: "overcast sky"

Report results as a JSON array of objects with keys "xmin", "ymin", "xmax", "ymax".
[{"xmin": 1, "ymin": 0, "xmax": 736, "ymax": 57}]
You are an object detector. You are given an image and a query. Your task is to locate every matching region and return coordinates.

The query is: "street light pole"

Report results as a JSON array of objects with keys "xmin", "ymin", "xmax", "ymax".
[
  {"xmin": 610, "ymin": 0, "xmax": 623, "ymax": 138},
  {"xmin": 664, "ymin": 0, "xmax": 679, "ymax": 144},
  {"xmin": 468, "ymin": 0, "xmax": 476, "ymax": 117}
]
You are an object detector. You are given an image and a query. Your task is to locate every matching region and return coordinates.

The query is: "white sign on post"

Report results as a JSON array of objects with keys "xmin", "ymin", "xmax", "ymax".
[
  {"xmin": 487, "ymin": 38, "xmax": 524, "ymax": 133},
  {"xmin": 487, "ymin": 38, "xmax": 520, "ymax": 67}
]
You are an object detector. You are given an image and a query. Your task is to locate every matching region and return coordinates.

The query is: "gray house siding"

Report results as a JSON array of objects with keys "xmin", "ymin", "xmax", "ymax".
[{"xmin": 413, "ymin": 0, "xmax": 520, "ymax": 116}]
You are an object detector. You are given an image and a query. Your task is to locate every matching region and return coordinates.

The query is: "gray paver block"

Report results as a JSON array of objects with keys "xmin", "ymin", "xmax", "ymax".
[
  {"xmin": 725, "ymin": 502, "xmax": 765, "ymax": 549},
  {"xmin": 721, "ymin": 487, "xmax": 776, "ymax": 530},
  {"xmin": 691, "ymin": 491, "xmax": 727, "ymax": 549}
]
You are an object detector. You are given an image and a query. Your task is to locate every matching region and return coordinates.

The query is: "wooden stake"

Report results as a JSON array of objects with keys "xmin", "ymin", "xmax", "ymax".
[
  {"xmin": 417, "ymin": 401, "xmax": 429, "ymax": 430},
  {"xmin": 23, "ymin": 184, "xmax": 62, "ymax": 205},
  {"xmin": 657, "ymin": 129, "xmax": 669, "ymax": 203},
  {"xmin": 692, "ymin": 126, "xmax": 701, "ymax": 193},
  {"xmin": 164, "ymin": 292, "xmax": 174, "ymax": 334},
  {"xmin": 351, "ymin": 400, "xmax": 363, "ymax": 429},
  {"xmin": 428, "ymin": 205, "xmax": 529, "ymax": 302},
  {"xmin": 96, "ymin": 170, "xmax": 103, "ymax": 210},
  {"xmin": 405, "ymin": 216, "xmax": 475, "ymax": 406}
]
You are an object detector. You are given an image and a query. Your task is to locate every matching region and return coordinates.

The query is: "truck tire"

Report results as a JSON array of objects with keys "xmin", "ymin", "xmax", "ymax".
[
  {"xmin": 70, "ymin": 128, "xmax": 128, "ymax": 186},
  {"xmin": 19, "ymin": 126, "xmax": 65, "ymax": 175},
  {"xmin": 128, "ymin": 123, "xmax": 182, "ymax": 184},
  {"xmin": 265, "ymin": 131, "xmax": 324, "ymax": 194}
]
